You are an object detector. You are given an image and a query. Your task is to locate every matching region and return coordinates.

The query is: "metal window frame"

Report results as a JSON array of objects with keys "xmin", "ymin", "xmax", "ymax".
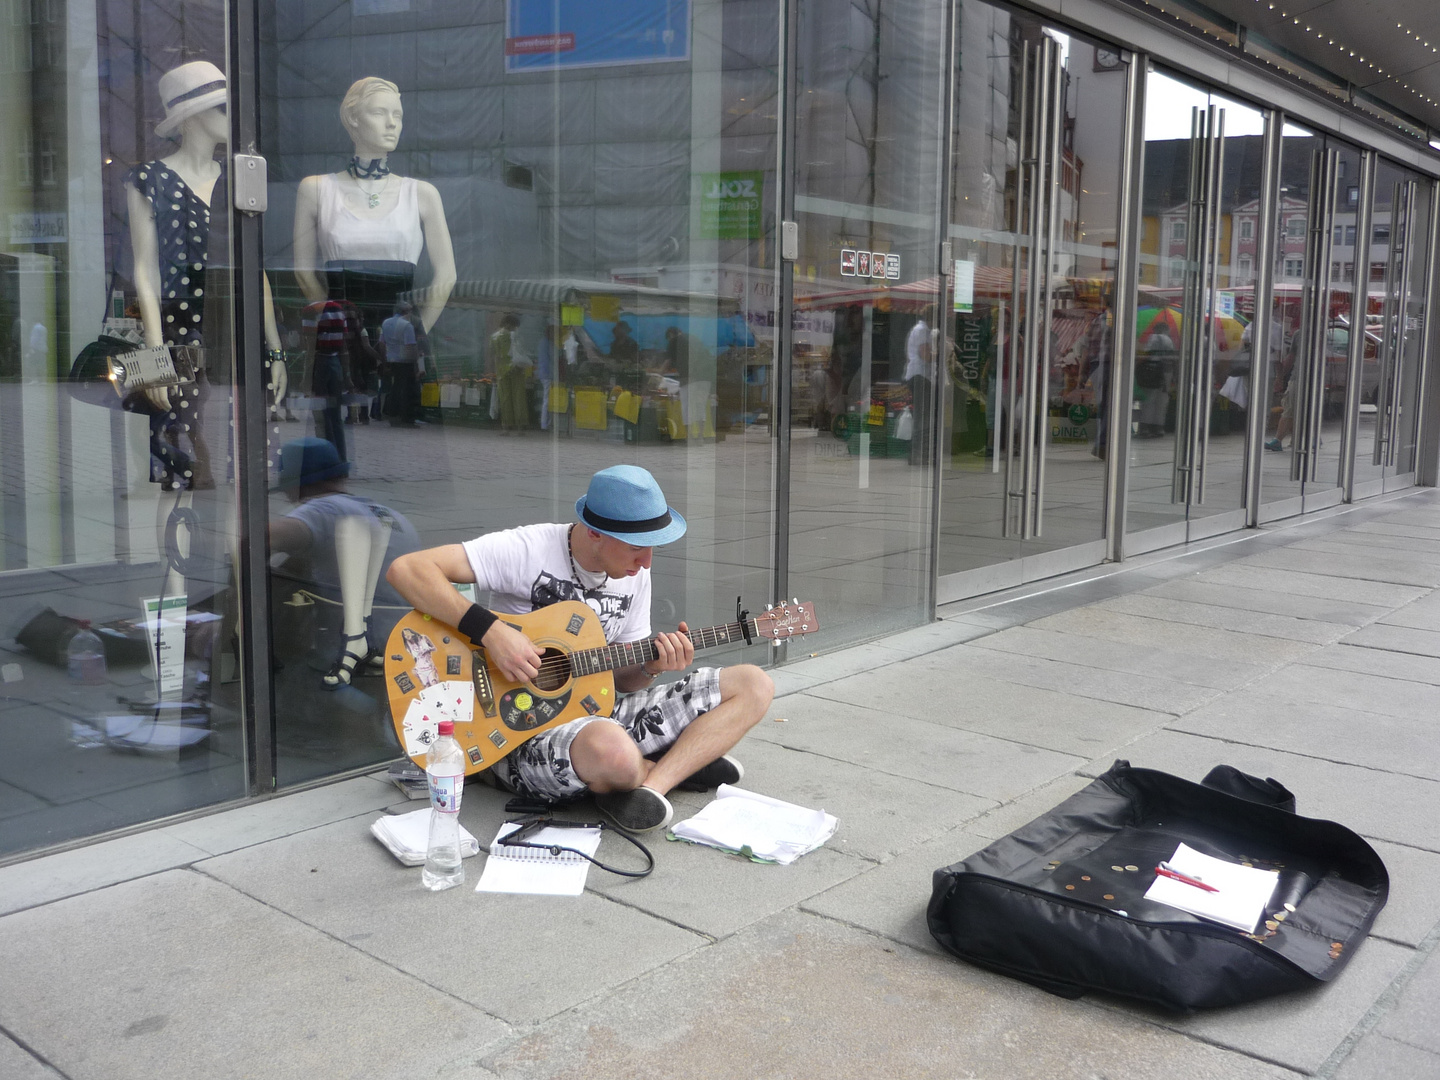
[{"xmin": 228, "ymin": 0, "xmax": 276, "ymax": 795}]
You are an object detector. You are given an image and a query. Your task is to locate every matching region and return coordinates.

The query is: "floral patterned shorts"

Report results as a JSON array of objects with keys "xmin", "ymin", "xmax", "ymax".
[{"xmin": 494, "ymin": 667, "xmax": 723, "ymax": 803}]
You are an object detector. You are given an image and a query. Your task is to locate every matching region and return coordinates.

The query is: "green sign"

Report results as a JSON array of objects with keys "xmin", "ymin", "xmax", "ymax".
[
  {"xmin": 1068, "ymin": 404, "xmax": 1089, "ymax": 424},
  {"xmin": 697, "ymin": 171, "xmax": 764, "ymax": 240}
]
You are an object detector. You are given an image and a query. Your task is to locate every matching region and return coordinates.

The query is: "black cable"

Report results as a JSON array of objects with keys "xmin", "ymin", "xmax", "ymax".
[{"xmin": 494, "ymin": 818, "xmax": 654, "ymax": 878}]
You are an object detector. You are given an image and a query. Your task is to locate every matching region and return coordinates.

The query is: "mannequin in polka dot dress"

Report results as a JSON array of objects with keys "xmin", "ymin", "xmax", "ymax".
[{"xmin": 127, "ymin": 61, "xmax": 285, "ymax": 491}]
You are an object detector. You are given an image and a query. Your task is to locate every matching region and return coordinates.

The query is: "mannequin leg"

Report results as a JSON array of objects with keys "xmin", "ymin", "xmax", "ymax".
[
  {"xmin": 324, "ymin": 511, "xmax": 383, "ymax": 689},
  {"xmin": 359, "ymin": 509, "xmax": 393, "ymax": 670}
]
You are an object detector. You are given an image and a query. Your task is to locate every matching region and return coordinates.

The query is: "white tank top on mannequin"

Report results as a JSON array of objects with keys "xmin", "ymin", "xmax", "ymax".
[{"xmin": 317, "ymin": 173, "xmax": 423, "ymax": 264}]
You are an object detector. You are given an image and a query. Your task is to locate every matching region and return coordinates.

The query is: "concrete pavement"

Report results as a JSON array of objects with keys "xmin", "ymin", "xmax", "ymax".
[{"xmin": 7, "ymin": 490, "xmax": 1440, "ymax": 1077}]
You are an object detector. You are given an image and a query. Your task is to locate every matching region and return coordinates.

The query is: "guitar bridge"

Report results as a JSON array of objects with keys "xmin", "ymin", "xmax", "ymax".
[{"xmin": 472, "ymin": 650, "xmax": 497, "ymax": 717}]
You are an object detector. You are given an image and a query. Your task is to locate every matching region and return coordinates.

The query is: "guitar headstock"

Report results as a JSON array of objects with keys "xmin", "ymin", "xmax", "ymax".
[{"xmin": 753, "ymin": 599, "xmax": 819, "ymax": 640}]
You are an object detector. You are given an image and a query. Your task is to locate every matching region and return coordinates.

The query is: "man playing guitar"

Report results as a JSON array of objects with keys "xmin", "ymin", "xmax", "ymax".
[{"xmin": 385, "ymin": 465, "xmax": 774, "ymax": 832}]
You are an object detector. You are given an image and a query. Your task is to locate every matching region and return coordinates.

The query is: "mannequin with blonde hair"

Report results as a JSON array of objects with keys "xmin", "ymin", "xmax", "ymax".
[
  {"xmin": 291, "ymin": 77, "xmax": 454, "ymax": 685},
  {"xmin": 293, "ymin": 77, "xmax": 455, "ymax": 333}
]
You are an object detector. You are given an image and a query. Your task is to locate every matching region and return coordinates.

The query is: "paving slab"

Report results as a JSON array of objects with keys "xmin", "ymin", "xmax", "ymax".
[
  {"xmin": 1366, "ymin": 840, "xmax": 1440, "ymax": 947},
  {"xmin": 1249, "ymin": 663, "xmax": 1440, "ymax": 722},
  {"xmin": 1294, "ymin": 533, "xmax": 1440, "ymax": 560},
  {"xmin": 1332, "ymin": 1033, "xmax": 1440, "ymax": 1080},
  {"xmin": 1240, "ymin": 547, "xmax": 1440, "ymax": 585},
  {"xmin": 1028, "ymin": 605, "xmax": 1322, "ymax": 664},
  {"xmin": 801, "ymin": 827, "xmax": 992, "ymax": 953},
  {"xmin": 963, "ymin": 771, "xmax": 1097, "ymax": 841},
  {"xmin": 909, "ymin": 641, "xmax": 1223, "ymax": 714},
  {"xmin": 1341, "ymin": 621, "xmax": 1440, "ymax": 656},
  {"xmin": 1171, "ymin": 690, "xmax": 1440, "ymax": 782},
  {"xmin": 1297, "ymin": 641, "xmax": 1440, "ymax": 686},
  {"xmin": 1114, "ymin": 936, "xmax": 1412, "ymax": 1074},
  {"xmin": 1080, "ymin": 729, "xmax": 1440, "ymax": 853},
  {"xmin": 969, "ymin": 624, "xmax": 1275, "ymax": 688},
  {"xmin": 0, "ymin": 826, "xmax": 212, "ymax": 916},
  {"xmin": 481, "ymin": 909, "xmax": 1302, "ymax": 1080},
  {"xmin": 589, "ymin": 837, "xmax": 867, "ymax": 939},
  {"xmin": 1372, "ymin": 936, "xmax": 1440, "ymax": 1056},
  {"xmin": 796, "ymin": 656, "xmax": 1171, "ymax": 757},
  {"xmin": 1378, "ymin": 600, "xmax": 1440, "ymax": 633},
  {"xmin": 1197, "ymin": 561, "xmax": 1432, "ymax": 604},
  {"xmin": 0, "ymin": 869, "xmax": 509, "ymax": 1080},
  {"xmin": 160, "ymin": 774, "xmax": 400, "ymax": 856},
  {"xmin": 0, "ymin": 1035, "xmax": 62, "ymax": 1080},
  {"xmin": 748, "ymin": 693, "xmax": 1084, "ymax": 802},
  {"xmin": 198, "ymin": 814, "xmax": 705, "ymax": 1025},
  {"xmin": 1139, "ymin": 578, "xmax": 1393, "ymax": 626},
  {"xmin": 1097, "ymin": 591, "xmax": 1354, "ymax": 644},
  {"xmin": 711, "ymin": 736, "xmax": 994, "ymax": 862}
]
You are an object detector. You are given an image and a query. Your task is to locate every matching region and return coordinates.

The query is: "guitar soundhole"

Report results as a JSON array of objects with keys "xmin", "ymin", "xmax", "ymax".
[{"xmin": 533, "ymin": 648, "xmax": 571, "ymax": 692}]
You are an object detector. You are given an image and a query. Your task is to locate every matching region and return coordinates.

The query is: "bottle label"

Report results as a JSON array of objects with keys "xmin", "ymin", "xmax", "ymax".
[{"xmin": 428, "ymin": 773, "xmax": 463, "ymax": 814}]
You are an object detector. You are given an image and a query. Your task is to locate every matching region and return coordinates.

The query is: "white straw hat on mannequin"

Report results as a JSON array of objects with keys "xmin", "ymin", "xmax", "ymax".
[{"xmin": 155, "ymin": 61, "xmax": 227, "ymax": 138}]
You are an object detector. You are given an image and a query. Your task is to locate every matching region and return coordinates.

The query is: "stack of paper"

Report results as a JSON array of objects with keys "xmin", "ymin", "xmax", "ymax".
[
  {"xmin": 1143, "ymin": 842, "xmax": 1281, "ymax": 933},
  {"xmin": 476, "ymin": 822, "xmax": 603, "ymax": 896},
  {"xmin": 370, "ymin": 807, "xmax": 482, "ymax": 867},
  {"xmin": 670, "ymin": 785, "xmax": 838, "ymax": 865}
]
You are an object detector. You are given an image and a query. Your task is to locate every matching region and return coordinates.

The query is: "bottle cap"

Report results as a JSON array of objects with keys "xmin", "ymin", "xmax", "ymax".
[{"xmin": 437, "ymin": 719, "xmax": 454, "ymax": 736}]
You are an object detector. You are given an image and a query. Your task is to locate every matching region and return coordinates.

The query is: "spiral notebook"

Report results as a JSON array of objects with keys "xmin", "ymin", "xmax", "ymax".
[{"xmin": 475, "ymin": 821, "xmax": 603, "ymax": 896}]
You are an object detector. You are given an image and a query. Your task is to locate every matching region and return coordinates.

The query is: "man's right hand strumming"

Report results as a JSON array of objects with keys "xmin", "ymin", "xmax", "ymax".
[{"xmin": 482, "ymin": 620, "xmax": 543, "ymax": 683}]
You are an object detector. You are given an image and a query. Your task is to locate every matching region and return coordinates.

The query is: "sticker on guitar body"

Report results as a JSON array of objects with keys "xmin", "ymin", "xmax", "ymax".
[{"xmin": 400, "ymin": 680, "xmax": 476, "ymax": 757}]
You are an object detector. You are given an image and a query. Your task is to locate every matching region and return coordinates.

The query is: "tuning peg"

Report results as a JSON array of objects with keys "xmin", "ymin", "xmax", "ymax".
[
  {"xmin": 792, "ymin": 597, "xmax": 799, "ymax": 606},
  {"xmin": 765, "ymin": 603, "xmax": 773, "ymax": 611}
]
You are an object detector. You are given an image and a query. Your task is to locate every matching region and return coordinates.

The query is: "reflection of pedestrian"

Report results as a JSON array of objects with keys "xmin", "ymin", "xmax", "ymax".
[
  {"xmin": 305, "ymin": 298, "xmax": 350, "ymax": 461},
  {"xmin": 492, "ymin": 313, "xmax": 529, "ymax": 434},
  {"xmin": 903, "ymin": 312, "xmax": 934, "ymax": 465},
  {"xmin": 665, "ymin": 325, "xmax": 715, "ymax": 437},
  {"xmin": 381, "ymin": 301, "xmax": 419, "ymax": 425}
]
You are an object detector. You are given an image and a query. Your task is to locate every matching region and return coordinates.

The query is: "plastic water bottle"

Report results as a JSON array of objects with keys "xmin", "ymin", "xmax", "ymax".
[
  {"xmin": 422, "ymin": 719, "xmax": 465, "ymax": 891},
  {"xmin": 66, "ymin": 621, "xmax": 107, "ymax": 685}
]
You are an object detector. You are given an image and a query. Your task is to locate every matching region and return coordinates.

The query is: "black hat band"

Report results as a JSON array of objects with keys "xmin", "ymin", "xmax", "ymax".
[
  {"xmin": 166, "ymin": 79, "xmax": 226, "ymax": 109},
  {"xmin": 581, "ymin": 505, "xmax": 672, "ymax": 534}
]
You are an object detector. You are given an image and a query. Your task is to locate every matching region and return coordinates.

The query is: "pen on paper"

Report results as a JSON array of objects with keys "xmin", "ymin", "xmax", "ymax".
[{"xmin": 1155, "ymin": 862, "xmax": 1219, "ymax": 893}]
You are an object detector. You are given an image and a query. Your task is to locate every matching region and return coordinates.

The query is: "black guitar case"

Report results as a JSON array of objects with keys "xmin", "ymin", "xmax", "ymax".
[{"xmin": 927, "ymin": 760, "xmax": 1388, "ymax": 1012}]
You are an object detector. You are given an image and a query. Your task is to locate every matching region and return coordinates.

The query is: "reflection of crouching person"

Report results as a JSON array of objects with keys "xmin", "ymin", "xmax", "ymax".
[{"xmin": 269, "ymin": 438, "xmax": 421, "ymax": 689}]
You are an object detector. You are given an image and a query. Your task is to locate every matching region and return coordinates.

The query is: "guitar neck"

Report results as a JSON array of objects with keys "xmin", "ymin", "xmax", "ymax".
[{"xmin": 570, "ymin": 620, "xmax": 758, "ymax": 677}]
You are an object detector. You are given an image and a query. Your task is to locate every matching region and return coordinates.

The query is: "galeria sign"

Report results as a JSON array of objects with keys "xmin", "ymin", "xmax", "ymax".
[{"xmin": 840, "ymin": 249, "xmax": 900, "ymax": 280}]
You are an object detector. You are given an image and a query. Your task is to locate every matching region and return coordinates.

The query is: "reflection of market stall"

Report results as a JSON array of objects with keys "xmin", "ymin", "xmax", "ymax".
[
  {"xmin": 791, "ymin": 275, "xmax": 943, "ymax": 457},
  {"xmin": 403, "ymin": 277, "xmax": 758, "ymax": 440}
]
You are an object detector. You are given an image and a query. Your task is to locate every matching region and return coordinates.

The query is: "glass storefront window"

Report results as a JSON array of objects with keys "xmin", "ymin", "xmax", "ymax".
[
  {"xmin": 786, "ymin": 0, "xmax": 946, "ymax": 642},
  {"xmin": 257, "ymin": 0, "xmax": 781, "ymax": 785},
  {"xmin": 1, "ymin": 2, "xmax": 247, "ymax": 857}
]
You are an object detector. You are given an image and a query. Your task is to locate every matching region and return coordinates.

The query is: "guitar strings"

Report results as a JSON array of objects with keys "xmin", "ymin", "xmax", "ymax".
[{"xmin": 518, "ymin": 622, "xmax": 756, "ymax": 680}]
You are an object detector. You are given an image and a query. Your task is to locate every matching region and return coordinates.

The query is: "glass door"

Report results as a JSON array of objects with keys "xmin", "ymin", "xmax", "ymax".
[
  {"xmin": 1256, "ymin": 131, "xmax": 1358, "ymax": 517},
  {"xmin": 1353, "ymin": 161, "xmax": 1433, "ymax": 494},
  {"xmin": 784, "ymin": 0, "xmax": 948, "ymax": 643},
  {"xmin": 0, "ymin": 1, "xmax": 249, "ymax": 857},
  {"xmin": 936, "ymin": 15, "xmax": 1130, "ymax": 599},
  {"xmin": 1127, "ymin": 71, "xmax": 1264, "ymax": 548}
]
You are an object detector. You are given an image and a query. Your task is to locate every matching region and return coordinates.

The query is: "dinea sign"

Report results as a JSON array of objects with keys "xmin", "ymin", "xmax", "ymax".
[{"xmin": 840, "ymin": 249, "xmax": 900, "ymax": 280}]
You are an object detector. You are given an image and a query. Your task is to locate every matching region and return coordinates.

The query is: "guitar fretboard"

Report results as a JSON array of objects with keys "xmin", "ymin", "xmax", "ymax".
[{"xmin": 569, "ymin": 620, "xmax": 758, "ymax": 677}]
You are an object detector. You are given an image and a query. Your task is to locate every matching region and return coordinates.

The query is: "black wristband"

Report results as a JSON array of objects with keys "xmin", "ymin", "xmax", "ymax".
[{"xmin": 457, "ymin": 603, "xmax": 498, "ymax": 644}]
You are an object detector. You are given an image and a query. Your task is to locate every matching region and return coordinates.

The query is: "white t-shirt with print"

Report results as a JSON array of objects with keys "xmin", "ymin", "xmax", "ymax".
[{"xmin": 461, "ymin": 523, "xmax": 651, "ymax": 645}]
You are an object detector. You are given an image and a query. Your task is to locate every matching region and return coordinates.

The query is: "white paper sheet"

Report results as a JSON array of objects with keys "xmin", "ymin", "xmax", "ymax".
[
  {"xmin": 475, "ymin": 822, "xmax": 603, "ymax": 896},
  {"xmin": 670, "ymin": 785, "xmax": 838, "ymax": 864},
  {"xmin": 1143, "ymin": 842, "xmax": 1280, "ymax": 933}
]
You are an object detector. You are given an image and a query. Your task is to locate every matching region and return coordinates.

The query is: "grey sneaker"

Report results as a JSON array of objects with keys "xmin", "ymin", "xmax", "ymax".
[
  {"xmin": 676, "ymin": 754, "xmax": 744, "ymax": 792},
  {"xmin": 595, "ymin": 786, "xmax": 673, "ymax": 832}
]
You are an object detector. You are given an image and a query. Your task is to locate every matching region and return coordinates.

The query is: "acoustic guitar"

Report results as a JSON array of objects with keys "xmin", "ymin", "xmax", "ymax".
[{"xmin": 384, "ymin": 598, "xmax": 819, "ymax": 776}]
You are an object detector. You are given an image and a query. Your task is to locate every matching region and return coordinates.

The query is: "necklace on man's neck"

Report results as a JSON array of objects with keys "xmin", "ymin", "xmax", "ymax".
[{"xmin": 568, "ymin": 524, "xmax": 608, "ymax": 592}]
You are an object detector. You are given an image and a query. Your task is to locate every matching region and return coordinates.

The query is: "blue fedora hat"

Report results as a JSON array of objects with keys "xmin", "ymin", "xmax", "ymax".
[
  {"xmin": 574, "ymin": 465, "xmax": 687, "ymax": 546},
  {"xmin": 272, "ymin": 437, "xmax": 350, "ymax": 491}
]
